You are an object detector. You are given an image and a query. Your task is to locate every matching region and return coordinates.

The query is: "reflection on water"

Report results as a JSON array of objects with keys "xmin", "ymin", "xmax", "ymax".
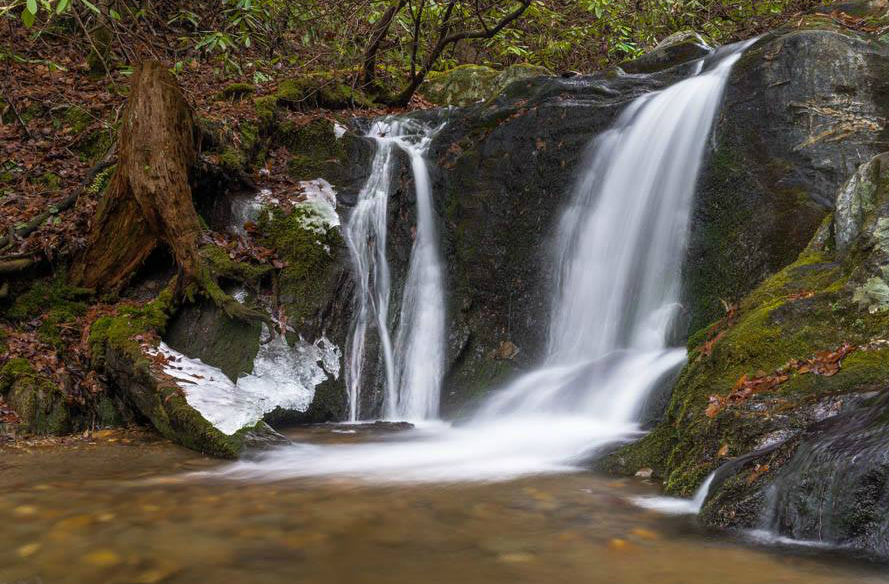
[{"xmin": 2, "ymin": 426, "xmax": 887, "ymax": 584}]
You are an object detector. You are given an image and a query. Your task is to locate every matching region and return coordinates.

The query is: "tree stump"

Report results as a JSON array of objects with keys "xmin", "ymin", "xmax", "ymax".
[{"xmin": 71, "ymin": 60, "xmax": 201, "ymax": 290}]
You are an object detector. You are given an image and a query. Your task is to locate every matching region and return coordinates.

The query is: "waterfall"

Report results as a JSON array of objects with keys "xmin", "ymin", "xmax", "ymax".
[
  {"xmin": 388, "ymin": 127, "xmax": 446, "ymax": 421},
  {"xmin": 632, "ymin": 472, "xmax": 717, "ymax": 515},
  {"xmin": 343, "ymin": 119, "xmax": 446, "ymax": 422},
  {"xmin": 479, "ymin": 43, "xmax": 750, "ymax": 423},
  {"xmin": 211, "ymin": 42, "xmax": 751, "ymax": 484}
]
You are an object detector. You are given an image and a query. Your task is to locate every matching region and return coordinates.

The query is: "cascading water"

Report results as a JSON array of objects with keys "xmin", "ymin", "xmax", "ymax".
[
  {"xmin": 343, "ymin": 119, "xmax": 446, "ymax": 422},
  {"xmin": 209, "ymin": 42, "xmax": 751, "ymax": 484},
  {"xmin": 388, "ymin": 127, "xmax": 446, "ymax": 421}
]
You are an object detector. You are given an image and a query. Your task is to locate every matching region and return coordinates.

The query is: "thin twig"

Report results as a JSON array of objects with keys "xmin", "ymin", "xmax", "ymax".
[{"xmin": 72, "ymin": 5, "xmax": 112, "ymax": 78}]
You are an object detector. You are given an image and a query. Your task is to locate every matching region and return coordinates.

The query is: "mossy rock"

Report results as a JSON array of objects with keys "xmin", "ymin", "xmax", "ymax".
[
  {"xmin": 421, "ymin": 63, "xmax": 550, "ymax": 107},
  {"xmin": 621, "ymin": 30, "xmax": 711, "ymax": 74},
  {"xmin": 0, "ymin": 359, "xmax": 76, "ymax": 435},
  {"xmin": 493, "ymin": 63, "xmax": 552, "ymax": 95},
  {"xmin": 200, "ymin": 244, "xmax": 274, "ymax": 283},
  {"xmin": 422, "ymin": 64, "xmax": 499, "ymax": 106},
  {"xmin": 254, "ymin": 95, "xmax": 279, "ymax": 127},
  {"xmin": 278, "ymin": 118, "xmax": 348, "ymax": 182},
  {"xmin": 259, "ymin": 204, "xmax": 343, "ymax": 330},
  {"xmin": 89, "ymin": 288, "xmax": 280, "ymax": 457},
  {"xmin": 275, "ymin": 73, "xmax": 373, "ymax": 110},
  {"xmin": 216, "ymin": 82, "xmax": 256, "ymax": 101},
  {"xmin": 4, "ymin": 277, "xmax": 93, "ymax": 348},
  {"xmin": 165, "ymin": 299, "xmax": 262, "ymax": 383}
]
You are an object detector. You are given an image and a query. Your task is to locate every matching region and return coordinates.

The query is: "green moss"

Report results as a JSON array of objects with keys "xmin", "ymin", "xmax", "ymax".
[
  {"xmin": 278, "ymin": 118, "xmax": 347, "ymax": 182},
  {"xmin": 200, "ymin": 244, "xmax": 273, "ymax": 283},
  {"xmin": 685, "ymin": 140, "xmax": 828, "ymax": 337},
  {"xmin": 259, "ymin": 205, "xmax": 341, "ymax": 328},
  {"xmin": 238, "ymin": 121, "xmax": 264, "ymax": 167},
  {"xmin": 422, "ymin": 64, "xmax": 499, "ymax": 106},
  {"xmin": 0, "ymin": 160, "xmax": 20, "ymax": 184},
  {"xmin": 254, "ymin": 95, "xmax": 279, "ymax": 126},
  {"xmin": 61, "ymin": 106, "xmax": 117, "ymax": 163},
  {"xmin": 6, "ymin": 277, "xmax": 92, "ymax": 322},
  {"xmin": 0, "ymin": 358, "xmax": 73, "ymax": 435},
  {"xmin": 88, "ymin": 285, "xmax": 176, "ymax": 367},
  {"xmin": 275, "ymin": 73, "xmax": 373, "ymax": 110},
  {"xmin": 613, "ymin": 221, "xmax": 889, "ymax": 495},
  {"xmin": 218, "ymin": 148, "xmax": 245, "ymax": 173},
  {"xmin": 139, "ymin": 378, "xmax": 247, "ymax": 458},
  {"xmin": 217, "ymin": 82, "xmax": 256, "ymax": 101},
  {"xmin": 64, "ymin": 105, "xmax": 93, "ymax": 134},
  {"xmin": 38, "ymin": 172, "xmax": 62, "ymax": 191},
  {"xmin": 1, "ymin": 358, "xmax": 34, "ymax": 379},
  {"xmin": 77, "ymin": 127, "xmax": 114, "ymax": 163}
]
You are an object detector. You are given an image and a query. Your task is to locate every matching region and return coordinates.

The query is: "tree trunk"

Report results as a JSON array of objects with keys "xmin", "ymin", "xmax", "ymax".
[
  {"xmin": 360, "ymin": 0, "xmax": 408, "ymax": 87},
  {"xmin": 70, "ymin": 60, "xmax": 201, "ymax": 291}
]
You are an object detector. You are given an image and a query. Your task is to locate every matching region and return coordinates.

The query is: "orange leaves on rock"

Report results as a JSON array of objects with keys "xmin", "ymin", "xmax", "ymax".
[
  {"xmin": 781, "ymin": 343, "xmax": 855, "ymax": 378},
  {"xmin": 0, "ymin": 396, "xmax": 22, "ymax": 425},
  {"xmin": 747, "ymin": 463, "xmax": 770, "ymax": 484},
  {"xmin": 698, "ymin": 329, "xmax": 725, "ymax": 359},
  {"xmin": 706, "ymin": 371, "xmax": 789, "ymax": 417},
  {"xmin": 694, "ymin": 301, "xmax": 737, "ymax": 361},
  {"xmin": 706, "ymin": 343, "xmax": 858, "ymax": 418},
  {"xmin": 825, "ymin": 10, "xmax": 889, "ymax": 34},
  {"xmin": 787, "ymin": 290, "xmax": 815, "ymax": 301},
  {"xmin": 808, "ymin": 343, "xmax": 856, "ymax": 376}
]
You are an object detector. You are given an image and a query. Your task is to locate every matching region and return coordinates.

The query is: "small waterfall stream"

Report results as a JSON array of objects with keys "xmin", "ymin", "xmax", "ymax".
[
  {"xmin": 212, "ymin": 42, "xmax": 751, "ymax": 484},
  {"xmin": 344, "ymin": 120, "xmax": 446, "ymax": 422}
]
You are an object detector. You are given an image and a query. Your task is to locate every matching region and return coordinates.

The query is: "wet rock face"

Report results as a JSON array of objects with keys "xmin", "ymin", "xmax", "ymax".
[
  {"xmin": 764, "ymin": 390, "xmax": 889, "ymax": 556},
  {"xmin": 621, "ymin": 30, "xmax": 711, "ymax": 74},
  {"xmin": 424, "ymin": 72, "xmax": 672, "ymax": 415},
  {"xmin": 165, "ymin": 300, "xmax": 261, "ymax": 383},
  {"xmin": 686, "ymin": 28, "xmax": 889, "ymax": 334},
  {"xmin": 417, "ymin": 24, "xmax": 889, "ymax": 415}
]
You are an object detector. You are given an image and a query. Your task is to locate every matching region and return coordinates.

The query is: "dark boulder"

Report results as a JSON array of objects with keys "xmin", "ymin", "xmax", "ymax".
[{"xmin": 686, "ymin": 26, "xmax": 889, "ymax": 333}]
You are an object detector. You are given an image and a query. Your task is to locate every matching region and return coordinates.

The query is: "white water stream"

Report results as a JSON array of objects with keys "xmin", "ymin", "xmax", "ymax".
[
  {"xmin": 212, "ymin": 44, "xmax": 750, "ymax": 484},
  {"xmin": 343, "ymin": 120, "xmax": 446, "ymax": 422}
]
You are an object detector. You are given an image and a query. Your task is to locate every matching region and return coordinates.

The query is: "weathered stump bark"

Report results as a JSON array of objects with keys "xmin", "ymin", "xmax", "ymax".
[{"xmin": 71, "ymin": 60, "xmax": 201, "ymax": 290}]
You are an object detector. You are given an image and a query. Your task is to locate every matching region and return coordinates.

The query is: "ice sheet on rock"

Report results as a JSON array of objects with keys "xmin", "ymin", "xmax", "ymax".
[
  {"xmin": 151, "ymin": 328, "xmax": 341, "ymax": 435},
  {"xmin": 297, "ymin": 179, "xmax": 340, "ymax": 232},
  {"xmin": 333, "ymin": 122, "xmax": 347, "ymax": 139}
]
